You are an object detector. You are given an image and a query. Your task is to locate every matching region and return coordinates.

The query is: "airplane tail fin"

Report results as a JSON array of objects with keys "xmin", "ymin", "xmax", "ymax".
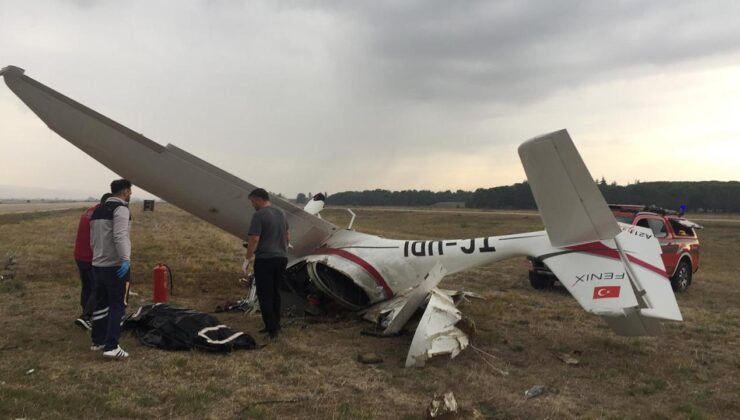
[
  {"xmin": 518, "ymin": 129, "xmax": 621, "ymax": 247},
  {"xmin": 519, "ymin": 130, "xmax": 682, "ymax": 335}
]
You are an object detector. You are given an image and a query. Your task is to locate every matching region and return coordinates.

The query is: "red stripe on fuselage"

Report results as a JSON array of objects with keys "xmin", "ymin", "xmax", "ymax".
[
  {"xmin": 566, "ymin": 242, "xmax": 668, "ymax": 278},
  {"xmin": 312, "ymin": 248, "xmax": 394, "ymax": 298}
]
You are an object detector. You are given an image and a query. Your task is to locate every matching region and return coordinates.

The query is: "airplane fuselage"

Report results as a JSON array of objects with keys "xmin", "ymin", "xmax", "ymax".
[{"xmin": 293, "ymin": 229, "xmax": 555, "ymax": 309}]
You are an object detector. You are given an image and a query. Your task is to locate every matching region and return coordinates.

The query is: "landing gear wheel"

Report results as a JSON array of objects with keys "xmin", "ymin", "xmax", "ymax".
[
  {"xmin": 529, "ymin": 271, "xmax": 554, "ymax": 290},
  {"xmin": 670, "ymin": 260, "xmax": 692, "ymax": 292}
]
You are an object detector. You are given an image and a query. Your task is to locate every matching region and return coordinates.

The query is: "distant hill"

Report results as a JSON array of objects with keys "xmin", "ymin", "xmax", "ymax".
[
  {"xmin": 327, "ymin": 189, "xmax": 472, "ymax": 207},
  {"xmin": 327, "ymin": 181, "xmax": 740, "ymax": 212}
]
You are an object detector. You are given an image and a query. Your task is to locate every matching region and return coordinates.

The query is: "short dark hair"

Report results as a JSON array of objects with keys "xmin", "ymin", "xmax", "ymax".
[
  {"xmin": 248, "ymin": 188, "xmax": 269, "ymax": 200},
  {"xmin": 100, "ymin": 193, "xmax": 112, "ymax": 205},
  {"xmin": 110, "ymin": 179, "xmax": 132, "ymax": 195}
]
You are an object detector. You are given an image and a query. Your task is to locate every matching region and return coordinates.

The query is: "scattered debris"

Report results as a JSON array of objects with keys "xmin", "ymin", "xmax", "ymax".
[
  {"xmin": 438, "ymin": 288, "xmax": 485, "ymax": 306},
  {"xmin": 361, "ymin": 263, "xmax": 446, "ymax": 334},
  {"xmin": 4, "ymin": 255, "xmax": 17, "ymax": 270},
  {"xmin": 470, "ymin": 345, "xmax": 509, "ymax": 376},
  {"xmin": 214, "ymin": 300, "xmax": 240, "ymax": 313},
  {"xmin": 1, "ymin": 255, "xmax": 17, "ymax": 281},
  {"xmin": 356, "ymin": 352, "xmax": 383, "ymax": 364},
  {"xmin": 406, "ymin": 290, "xmax": 470, "ymax": 367},
  {"xmin": 524, "ymin": 385, "xmax": 546, "ymax": 400},
  {"xmin": 426, "ymin": 391, "xmax": 459, "ymax": 418},
  {"xmin": 555, "ymin": 351, "xmax": 580, "ymax": 365}
]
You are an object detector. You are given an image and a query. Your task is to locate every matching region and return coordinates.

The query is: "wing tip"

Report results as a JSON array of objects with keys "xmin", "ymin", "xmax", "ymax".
[{"xmin": 0, "ymin": 65, "xmax": 25, "ymax": 80}]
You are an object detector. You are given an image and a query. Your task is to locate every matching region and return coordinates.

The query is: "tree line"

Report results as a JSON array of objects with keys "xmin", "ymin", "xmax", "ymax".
[{"xmin": 325, "ymin": 181, "xmax": 740, "ymax": 212}]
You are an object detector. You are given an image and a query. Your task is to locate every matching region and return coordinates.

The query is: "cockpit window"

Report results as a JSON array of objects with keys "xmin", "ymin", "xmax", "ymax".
[{"xmin": 636, "ymin": 218, "xmax": 668, "ymax": 238}]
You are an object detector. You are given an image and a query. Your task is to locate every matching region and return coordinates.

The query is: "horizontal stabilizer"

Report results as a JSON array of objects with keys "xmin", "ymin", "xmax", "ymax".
[
  {"xmin": 542, "ymin": 244, "xmax": 639, "ymax": 314},
  {"xmin": 539, "ymin": 224, "xmax": 681, "ymax": 336},
  {"xmin": 518, "ymin": 130, "xmax": 621, "ymax": 247}
]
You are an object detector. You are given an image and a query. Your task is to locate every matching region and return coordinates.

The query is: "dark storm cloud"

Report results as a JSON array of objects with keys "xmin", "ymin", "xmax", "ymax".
[{"xmin": 319, "ymin": 0, "xmax": 740, "ymax": 104}]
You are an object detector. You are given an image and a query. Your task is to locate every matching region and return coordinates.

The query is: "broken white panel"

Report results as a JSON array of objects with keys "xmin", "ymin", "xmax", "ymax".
[
  {"xmin": 303, "ymin": 197, "xmax": 325, "ymax": 216},
  {"xmin": 360, "ymin": 263, "xmax": 446, "ymax": 334},
  {"xmin": 437, "ymin": 288, "xmax": 485, "ymax": 304},
  {"xmin": 427, "ymin": 391, "xmax": 459, "ymax": 418},
  {"xmin": 360, "ymin": 294, "xmax": 406, "ymax": 325},
  {"xmin": 405, "ymin": 289, "xmax": 470, "ymax": 368},
  {"xmin": 384, "ymin": 263, "xmax": 446, "ymax": 334}
]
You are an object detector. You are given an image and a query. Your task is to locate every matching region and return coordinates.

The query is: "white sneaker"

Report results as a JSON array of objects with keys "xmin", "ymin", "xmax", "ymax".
[
  {"xmin": 90, "ymin": 344, "xmax": 105, "ymax": 351},
  {"xmin": 102, "ymin": 345, "xmax": 129, "ymax": 359},
  {"xmin": 75, "ymin": 318, "xmax": 92, "ymax": 331}
]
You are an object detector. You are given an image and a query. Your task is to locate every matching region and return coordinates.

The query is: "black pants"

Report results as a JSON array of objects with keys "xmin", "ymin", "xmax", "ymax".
[
  {"xmin": 254, "ymin": 257, "xmax": 287, "ymax": 334},
  {"xmin": 76, "ymin": 260, "xmax": 97, "ymax": 320},
  {"xmin": 91, "ymin": 266, "xmax": 130, "ymax": 351}
]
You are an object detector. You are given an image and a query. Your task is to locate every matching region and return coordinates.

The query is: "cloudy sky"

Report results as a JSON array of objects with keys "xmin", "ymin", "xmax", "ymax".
[{"xmin": 1, "ymin": 0, "xmax": 739, "ymax": 199}]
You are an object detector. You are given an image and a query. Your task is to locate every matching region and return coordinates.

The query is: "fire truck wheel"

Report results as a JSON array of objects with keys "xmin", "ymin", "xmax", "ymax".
[{"xmin": 670, "ymin": 259, "xmax": 692, "ymax": 292}]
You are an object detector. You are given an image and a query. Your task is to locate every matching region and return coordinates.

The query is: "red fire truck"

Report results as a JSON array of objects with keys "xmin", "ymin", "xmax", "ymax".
[{"xmin": 529, "ymin": 205, "xmax": 702, "ymax": 292}]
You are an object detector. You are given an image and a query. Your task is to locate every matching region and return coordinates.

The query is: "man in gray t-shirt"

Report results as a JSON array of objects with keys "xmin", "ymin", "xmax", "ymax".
[{"xmin": 245, "ymin": 188, "xmax": 289, "ymax": 339}]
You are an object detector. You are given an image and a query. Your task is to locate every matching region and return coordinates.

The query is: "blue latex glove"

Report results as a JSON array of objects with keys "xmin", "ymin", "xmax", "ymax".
[{"xmin": 117, "ymin": 260, "xmax": 130, "ymax": 279}]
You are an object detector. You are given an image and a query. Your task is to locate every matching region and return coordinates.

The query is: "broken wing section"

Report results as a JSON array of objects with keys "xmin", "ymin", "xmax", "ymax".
[
  {"xmin": 1, "ymin": 65, "xmax": 337, "ymax": 257},
  {"xmin": 405, "ymin": 289, "xmax": 470, "ymax": 368},
  {"xmin": 361, "ymin": 263, "xmax": 447, "ymax": 334}
]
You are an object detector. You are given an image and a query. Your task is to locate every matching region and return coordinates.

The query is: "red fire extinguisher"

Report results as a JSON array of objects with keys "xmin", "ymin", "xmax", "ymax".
[{"xmin": 153, "ymin": 263, "xmax": 173, "ymax": 303}]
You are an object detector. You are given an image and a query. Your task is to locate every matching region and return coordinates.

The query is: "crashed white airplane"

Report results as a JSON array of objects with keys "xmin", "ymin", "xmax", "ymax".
[{"xmin": 1, "ymin": 65, "xmax": 682, "ymax": 367}]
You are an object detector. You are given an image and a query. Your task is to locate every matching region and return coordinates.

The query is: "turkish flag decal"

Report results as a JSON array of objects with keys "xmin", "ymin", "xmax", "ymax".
[{"xmin": 593, "ymin": 286, "xmax": 621, "ymax": 299}]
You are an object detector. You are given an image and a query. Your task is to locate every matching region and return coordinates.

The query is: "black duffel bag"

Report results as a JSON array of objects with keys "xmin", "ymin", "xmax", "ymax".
[{"xmin": 124, "ymin": 304, "xmax": 256, "ymax": 352}]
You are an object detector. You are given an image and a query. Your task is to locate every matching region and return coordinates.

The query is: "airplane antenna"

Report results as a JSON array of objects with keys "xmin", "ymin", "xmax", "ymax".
[{"xmin": 346, "ymin": 209, "xmax": 356, "ymax": 230}]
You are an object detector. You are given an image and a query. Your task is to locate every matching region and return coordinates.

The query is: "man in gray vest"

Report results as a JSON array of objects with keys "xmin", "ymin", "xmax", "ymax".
[
  {"xmin": 89, "ymin": 179, "xmax": 133, "ymax": 359},
  {"xmin": 245, "ymin": 188, "xmax": 289, "ymax": 339}
]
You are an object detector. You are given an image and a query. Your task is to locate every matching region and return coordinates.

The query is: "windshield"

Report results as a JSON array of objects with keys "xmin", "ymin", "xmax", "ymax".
[{"xmin": 615, "ymin": 215, "xmax": 634, "ymax": 223}]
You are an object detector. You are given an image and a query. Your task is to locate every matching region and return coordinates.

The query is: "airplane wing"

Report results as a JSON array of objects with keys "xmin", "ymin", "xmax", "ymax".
[{"xmin": 0, "ymin": 65, "xmax": 338, "ymax": 257}]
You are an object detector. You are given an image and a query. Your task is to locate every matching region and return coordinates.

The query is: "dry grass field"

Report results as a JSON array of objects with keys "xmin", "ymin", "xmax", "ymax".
[
  {"xmin": 0, "ymin": 201, "xmax": 95, "ymax": 215},
  {"xmin": 1, "ymin": 204, "xmax": 738, "ymax": 419}
]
